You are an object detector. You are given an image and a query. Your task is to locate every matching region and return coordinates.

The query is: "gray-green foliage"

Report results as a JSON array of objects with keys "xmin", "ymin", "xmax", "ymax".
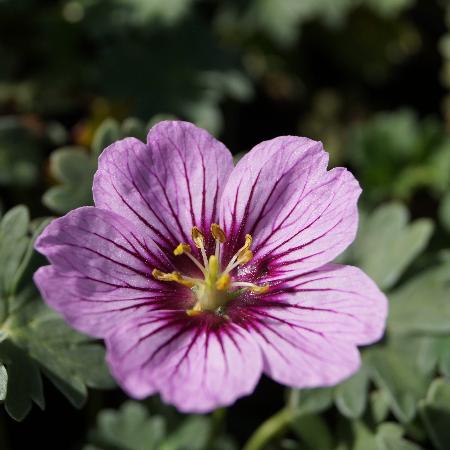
[
  {"xmin": 346, "ymin": 110, "xmax": 450, "ymax": 203},
  {"xmin": 348, "ymin": 203, "xmax": 433, "ymax": 290},
  {"xmin": 0, "ymin": 205, "xmax": 114, "ymax": 420},
  {"xmin": 439, "ymin": 190, "xmax": 450, "ymax": 233},
  {"xmin": 84, "ymin": 401, "xmax": 237, "ymax": 450},
  {"xmin": 389, "ymin": 259, "xmax": 450, "ymax": 335},
  {"xmin": 289, "ymin": 202, "xmax": 450, "ymax": 449},
  {"xmin": 42, "ymin": 116, "xmax": 186, "ymax": 214},
  {"xmin": 0, "ymin": 117, "xmax": 43, "ymax": 188},
  {"xmin": 220, "ymin": 0, "xmax": 414, "ymax": 47},
  {"xmin": 43, "ymin": 118, "xmax": 142, "ymax": 214},
  {"xmin": 418, "ymin": 379, "xmax": 450, "ymax": 450}
]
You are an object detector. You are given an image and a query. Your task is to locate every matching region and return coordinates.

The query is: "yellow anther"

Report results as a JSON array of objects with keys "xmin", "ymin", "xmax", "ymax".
[
  {"xmin": 236, "ymin": 234, "xmax": 253, "ymax": 260},
  {"xmin": 237, "ymin": 249, "xmax": 253, "ymax": 265},
  {"xmin": 152, "ymin": 269, "xmax": 195, "ymax": 288},
  {"xmin": 250, "ymin": 284, "xmax": 269, "ymax": 294},
  {"xmin": 211, "ymin": 223, "xmax": 226, "ymax": 243},
  {"xmin": 186, "ymin": 302, "xmax": 202, "ymax": 316},
  {"xmin": 152, "ymin": 269, "xmax": 172, "ymax": 281},
  {"xmin": 216, "ymin": 273, "xmax": 231, "ymax": 291},
  {"xmin": 191, "ymin": 226, "xmax": 205, "ymax": 249},
  {"xmin": 174, "ymin": 243, "xmax": 191, "ymax": 256},
  {"xmin": 242, "ymin": 234, "xmax": 252, "ymax": 251}
]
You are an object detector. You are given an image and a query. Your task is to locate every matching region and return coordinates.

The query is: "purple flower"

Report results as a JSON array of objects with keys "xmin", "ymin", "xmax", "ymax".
[{"xmin": 34, "ymin": 121, "xmax": 387, "ymax": 413}]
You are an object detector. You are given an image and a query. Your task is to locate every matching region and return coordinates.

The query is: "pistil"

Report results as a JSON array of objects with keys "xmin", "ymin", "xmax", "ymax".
[{"xmin": 152, "ymin": 224, "xmax": 269, "ymax": 316}]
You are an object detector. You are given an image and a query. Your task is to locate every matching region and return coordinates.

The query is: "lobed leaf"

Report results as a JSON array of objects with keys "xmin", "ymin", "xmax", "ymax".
[
  {"xmin": 350, "ymin": 203, "xmax": 433, "ymax": 290},
  {"xmin": 366, "ymin": 346, "xmax": 429, "ymax": 423},
  {"xmin": 418, "ymin": 379, "xmax": 450, "ymax": 450},
  {"xmin": 388, "ymin": 260, "xmax": 450, "ymax": 335}
]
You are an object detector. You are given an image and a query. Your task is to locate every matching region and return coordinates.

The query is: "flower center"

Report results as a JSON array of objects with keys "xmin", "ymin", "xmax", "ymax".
[{"xmin": 152, "ymin": 224, "xmax": 269, "ymax": 317}]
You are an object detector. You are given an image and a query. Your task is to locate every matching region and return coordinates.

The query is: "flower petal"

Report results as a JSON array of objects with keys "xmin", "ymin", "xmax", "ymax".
[
  {"xmin": 93, "ymin": 121, "xmax": 234, "ymax": 251},
  {"xmin": 240, "ymin": 264, "xmax": 387, "ymax": 388},
  {"xmin": 220, "ymin": 136, "xmax": 360, "ymax": 276},
  {"xmin": 106, "ymin": 311, "xmax": 263, "ymax": 412},
  {"xmin": 34, "ymin": 207, "xmax": 189, "ymax": 337}
]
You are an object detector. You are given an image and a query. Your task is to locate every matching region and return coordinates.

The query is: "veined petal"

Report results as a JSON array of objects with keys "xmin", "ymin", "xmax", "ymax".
[
  {"xmin": 240, "ymin": 264, "xmax": 387, "ymax": 388},
  {"xmin": 93, "ymin": 121, "xmax": 234, "ymax": 252},
  {"xmin": 106, "ymin": 311, "xmax": 263, "ymax": 412},
  {"xmin": 34, "ymin": 207, "xmax": 189, "ymax": 337},
  {"xmin": 220, "ymin": 136, "xmax": 360, "ymax": 277}
]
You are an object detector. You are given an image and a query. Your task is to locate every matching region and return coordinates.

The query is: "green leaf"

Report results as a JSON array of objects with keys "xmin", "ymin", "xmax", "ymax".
[
  {"xmin": 0, "ymin": 340, "xmax": 44, "ymax": 421},
  {"xmin": 42, "ymin": 147, "xmax": 96, "ymax": 213},
  {"xmin": 439, "ymin": 340, "xmax": 450, "ymax": 377},
  {"xmin": 418, "ymin": 378, "xmax": 450, "ymax": 450},
  {"xmin": 389, "ymin": 260, "xmax": 450, "ymax": 335},
  {"xmin": 89, "ymin": 401, "xmax": 166, "ymax": 450},
  {"xmin": 14, "ymin": 217, "xmax": 52, "ymax": 294},
  {"xmin": 0, "ymin": 206, "xmax": 113, "ymax": 419},
  {"xmin": 43, "ymin": 117, "xmax": 150, "ymax": 214},
  {"xmin": 290, "ymin": 414, "xmax": 333, "ymax": 450},
  {"xmin": 351, "ymin": 203, "xmax": 433, "ymax": 290},
  {"xmin": 91, "ymin": 118, "xmax": 121, "ymax": 157},
  {"xmin": 0, "ymin": 117, "xmax": 43, "ymax": 188},
  {"xmin": 121, "ymin": 117, "xmax": 147, "ymax": 142},
  {"xmin": 346, "ymin": 110, "xmax": 450, "ymax": 202},
  {"xmin": 439, "ymin": 190, "xmax": 450, "ymax": 233},
  {"xmin": 0, "ymin": 205, "xmax": 30, "ymax": 297},
  {"xmin": 335, "ymin": 366, "xmax": 369, "ymax": 419},
  {"xmin": 160, "ymin": 416, "xmax": 212, "ymax": 450},
  {"xmin": 292, "ymin": 387, "xmax": 334, "ymax": 415},
  {"xmin": 366, "ymin": 346, "xmax": 429, "ymax": 423},
  {"xmin": 416, "ymin": 336, "xmax": 450, "ymax": 377},
  {"xmin": 351, "ymin": 421, "xmax": 378, "ymax": 450},
  {"xmin": 0, "ymin": 363, "xmax": 8, "ymax": 401},
  {"xmin": 7, "ymin": 300, "xmax": 115, "ymax": 409},
  {"xmin": 370, "ymin": 390, "xmax": 391, "ymax": 424},
  {"xmin": 375, "ymin": 423, "xmax": 423, "ymax": 450},
  {"xmin": 119, "ymin": 0, "xmax": 195, "ymax": 25}
]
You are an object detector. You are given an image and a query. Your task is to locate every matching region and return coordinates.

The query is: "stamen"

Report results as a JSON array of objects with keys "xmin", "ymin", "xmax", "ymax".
[
  {"xmin": 224, "ymin": 233, "xmax": 253, "ymax": 274},
  {"xmin": 158, "ymin": 227, "xmax": 269, "ymax": 316},
  {"xmin": 211, "ymin": 223, "xmax": 226, "ymax": 260},
  {"xmin": 173, "ymin": 242, "xmax": 206, "ymax": 275},
  {"xmin": 250, "ymin": 284, "xmax": 269, "ymax": 294},
  {"xmin": 237, "ymin": 249, "xmax": 253, "ymax": 265},
  {"xmin": 231, "ymin": 281, "xmax": 269, "ymax": 294},
  {"xmin": 241, "ymin": 234, "xmax": 253, "ymax": 252},
  {"xmin": 216, "ymin": 273, "xmax": 231, "ymax": 290},
  {"xmin": 191, "ymin": 226, "xmax": 208, "ymax": 267},
  {"xmin": 152, "ymin": 269, "xmax": 196, "ymax": 288},
  {"xmin": 173, "ymin": 243, "xmax": 191, "ymax": 256},
  {"xmin": 211, "ymin": 224, "xmax": 226, "ymax": 243},
  {"xmin": 191, "ymin": 226, "xmax": 205, "ymax": 248}
]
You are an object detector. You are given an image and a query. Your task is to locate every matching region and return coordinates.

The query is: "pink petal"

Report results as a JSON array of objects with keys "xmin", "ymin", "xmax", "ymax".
[
  {"xmin": 219, "ymin": 136, "xmax": 361, "ymax": 277},
  {"xmin": 93, "ymin": 121, "xmax": 234, "ymax": 252},
  {"xmin": 34, "ymin": 207, "xmax": 189, "ymax": 337},
  {"xmin": 106, "ymin": 311, "xmax": 263, "ymax": 412},
  {"xmin": 242, "ymin": 264, "xmax": 387, "ymax": 388}
]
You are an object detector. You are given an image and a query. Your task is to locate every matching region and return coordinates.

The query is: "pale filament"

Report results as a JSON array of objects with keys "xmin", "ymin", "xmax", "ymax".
[
  {"xmin": 185, "ymin": 251, "xmax": 207, "ymax": 276},
  {"xmin": 152, "ymin": 223, "xmax": 268, "ymax": 315}
]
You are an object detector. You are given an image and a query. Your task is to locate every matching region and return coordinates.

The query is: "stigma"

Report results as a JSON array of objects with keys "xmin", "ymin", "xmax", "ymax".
[{"xmin": 151, "ymin": 224, "xmax": 269, "ymax": 316}]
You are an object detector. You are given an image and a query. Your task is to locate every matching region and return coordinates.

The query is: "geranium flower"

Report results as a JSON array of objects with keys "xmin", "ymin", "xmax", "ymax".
[{"xmin": 34, "ymin": 121, "xmax": 387, "ymax": 413}]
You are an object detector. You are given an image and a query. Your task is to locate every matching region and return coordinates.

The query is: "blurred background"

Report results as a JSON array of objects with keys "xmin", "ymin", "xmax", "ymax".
[{"xmin": 1, "ymin": 0, "xmax": 450, "ymax": 449}]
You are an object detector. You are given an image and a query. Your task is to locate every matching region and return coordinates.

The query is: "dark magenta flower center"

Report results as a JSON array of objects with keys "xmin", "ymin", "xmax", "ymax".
[{"xmin": 152, "ymin": 224, "xmax": 268, "ymax": 316}]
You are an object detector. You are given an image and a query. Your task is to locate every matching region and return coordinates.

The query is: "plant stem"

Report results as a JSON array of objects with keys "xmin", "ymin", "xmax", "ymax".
[{"xmin": 242, "ymin": 408, "xmax": 292, "ymax": 450}]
